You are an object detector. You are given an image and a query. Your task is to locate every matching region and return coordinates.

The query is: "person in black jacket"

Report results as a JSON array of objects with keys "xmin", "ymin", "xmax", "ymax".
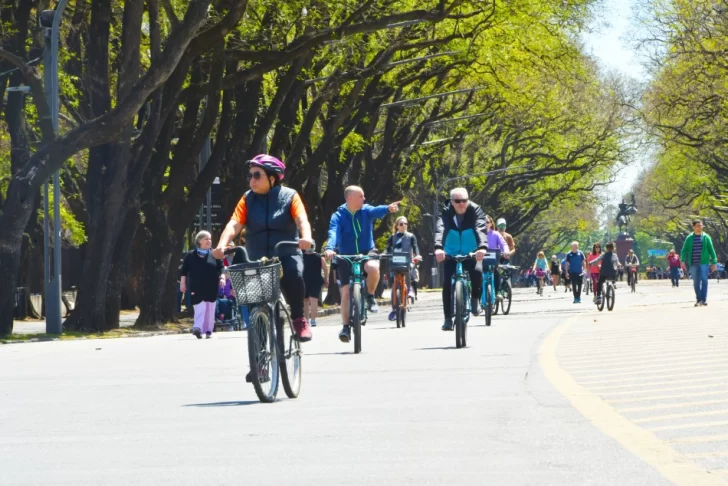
[
  {"xmin": 386, "ymin": 216, "xmax": 422, "ymax": 321},
  {"xmin": 180, "ymin": 231, "xmax": 224, "ymax": 339},
  {"xmin": 434, "ymin": 188, "xmax": 488, "ymax": 331},
  {"xmin": 593, "ymin": 242, "xmax": 619, "ymax": 305}
]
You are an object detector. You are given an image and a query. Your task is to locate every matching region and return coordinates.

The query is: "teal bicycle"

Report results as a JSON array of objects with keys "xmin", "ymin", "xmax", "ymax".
[
  {"xmin": 336, "ymin": 253, "xmax": 380, "ymax": 354},
  {"xmin": 448, "ymin": 254, "xmax": 475, "ymax": 348},
  {"xmin": 478, "ymin": 250, "xmax": 500, "ymax": 327}
]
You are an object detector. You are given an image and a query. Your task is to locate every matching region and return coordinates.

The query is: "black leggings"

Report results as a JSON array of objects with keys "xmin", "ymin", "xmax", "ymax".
[
  {"xmin": 280, "ymin": 255, "xmax": 305, "ymax": 320},
  {"xmin": 569, "ymin": 273, "xmax": 583, "ymax": 299},
  {"xmin": 442, "ymin": 259, "xmax": 482, "ymax": 319}
]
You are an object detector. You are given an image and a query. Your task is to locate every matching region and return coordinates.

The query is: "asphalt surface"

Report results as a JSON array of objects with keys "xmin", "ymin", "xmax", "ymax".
[{"xmin": 1, "ymin": 279, "xmax": 725, "ymax": 485}]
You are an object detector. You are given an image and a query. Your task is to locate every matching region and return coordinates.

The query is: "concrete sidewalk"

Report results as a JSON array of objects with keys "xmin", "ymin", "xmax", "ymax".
[{"xmin": 544, "ymin": 281, "xmax": 728, "ymax": 483}]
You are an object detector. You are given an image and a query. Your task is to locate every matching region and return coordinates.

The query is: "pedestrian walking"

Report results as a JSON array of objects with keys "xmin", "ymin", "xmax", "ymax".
[
  {"xmin": 680, "ymin": 220, "xmax": 718, "ymax": 306},
  {"xmin": 667, "ymin": 249, "xmax": 681, "ymax": 287},
  {"xmin": 180, "ymin": 231, "xmax": 224, "ymax": 339},
  {"xmin": 410, "ymin": 264, "xmax": 420, "ymax": 300},
  {"xmin": 303, "ymin": 249, "xmax": 328, "ymax": 327},
  {"xmin": 565, "ymin": 242, "xmax": 586, "ymax": 304},
  {"xmin": 550, "ymin": 255, "xmax": 561, "ymax": 290},
  {"xmin": 561, "ymin": 256, "xmax": 571, "ymax": 292},
  {"xmin": 587, "ymin": 243, "xmax": 602, "ymax": 302}
]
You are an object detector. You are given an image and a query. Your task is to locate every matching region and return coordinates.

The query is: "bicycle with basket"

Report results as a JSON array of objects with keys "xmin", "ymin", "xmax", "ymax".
[{"xmin": 225, "ymin": 241, "xmax": 309, "ymax": 403}]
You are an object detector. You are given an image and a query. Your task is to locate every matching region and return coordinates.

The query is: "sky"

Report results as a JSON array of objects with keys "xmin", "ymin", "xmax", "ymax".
[{"xmin": 580, "ymin": 0, "xmax": 651, "ymax": 207}]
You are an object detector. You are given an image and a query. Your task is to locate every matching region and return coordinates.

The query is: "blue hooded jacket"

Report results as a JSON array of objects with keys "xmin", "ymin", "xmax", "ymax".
[{"xmin": 326, "ymin": 203, "xmax": 390, "ymax": 255}]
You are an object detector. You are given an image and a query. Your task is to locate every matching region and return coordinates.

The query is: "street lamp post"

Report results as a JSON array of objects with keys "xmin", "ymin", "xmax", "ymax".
[
  {"xmin": 40, "ymin": 0, "xmax": 70, "ymax": 334},
  {"xmin": 431, "ymin": 165, "xmax": 532, "ymax": 287}
]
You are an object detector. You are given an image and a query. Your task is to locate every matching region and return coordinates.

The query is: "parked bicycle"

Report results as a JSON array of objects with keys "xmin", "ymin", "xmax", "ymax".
[{"xmin": 226, "ymin": 241, "xmax": 310, "ymax": 403}]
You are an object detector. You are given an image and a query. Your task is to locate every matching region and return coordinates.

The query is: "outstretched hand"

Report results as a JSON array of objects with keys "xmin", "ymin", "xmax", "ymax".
[{"xmin": 388, "ymin": 201, "xmax": 402, "ymax": 213}]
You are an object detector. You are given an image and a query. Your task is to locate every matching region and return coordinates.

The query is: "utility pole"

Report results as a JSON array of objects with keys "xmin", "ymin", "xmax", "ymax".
[{"xmin": 40, "ymin": 1, "xmax": 70, "ymax": 334}]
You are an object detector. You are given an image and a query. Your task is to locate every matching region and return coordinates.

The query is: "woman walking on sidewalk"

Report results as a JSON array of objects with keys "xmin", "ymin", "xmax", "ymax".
[
  {"xmin": 587, "ymin": 243, "xmax": 602, "ymax": 302},
  {"xmin": 180, "ymin": 231, "xmax": 224, "ymax": 339},
  {"xmin": 303, "ymin": 249, "xmax": 328, "ymax": 327},
  {"xmin": 667, "ymin": 249, "xmax": 681, "ymax": 287}
]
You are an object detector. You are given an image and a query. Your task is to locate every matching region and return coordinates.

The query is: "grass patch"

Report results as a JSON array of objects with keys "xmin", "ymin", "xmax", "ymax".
[{"xmin": 2, "ymin": 321, "xmax": 189, "ymax": 344}]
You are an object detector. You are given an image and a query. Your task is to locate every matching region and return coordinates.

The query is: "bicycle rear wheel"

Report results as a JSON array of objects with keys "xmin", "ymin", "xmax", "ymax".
[
  {"xmin": 352, "ymin": 283, "xmax": 363, "ymax": 354},
  {"xmin": 607, "ymin": 284, "xmax": 615, "ymax": 311},
  {"xmin": 276, "ymin": 301, "xmax": 301, "ymax": 399},
  {"xmin": 484, "ymin": 282, "xmax": 493, "ymax": 326},
  {"xmin": 501, "ymin": 281, "xmax": 512, "ymax": 315},
  {"xmin": 454, "ymin": 280, "xmax": 466, "ymax": 348},
  {"xmin": 247, "ymin": 307, "xmax": 279, "ymax": 403}
]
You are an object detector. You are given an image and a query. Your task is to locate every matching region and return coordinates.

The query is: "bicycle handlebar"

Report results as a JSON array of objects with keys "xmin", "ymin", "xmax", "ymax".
[{"xmin": 223, "ymin": 240, "xmax": 315, "ymax": 264}]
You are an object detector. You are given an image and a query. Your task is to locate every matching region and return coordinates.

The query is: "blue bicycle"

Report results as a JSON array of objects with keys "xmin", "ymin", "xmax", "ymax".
[
  {"xmin": 336, "ymin": 253, "xmax": 380, "ymax": 354},
  {"xmin": 448, "ymin": 254, "xmax": 474, "ymax": 348},
  {"xmin": 480, "ymin": 250, "xmax": 500, "ymax": 327}
]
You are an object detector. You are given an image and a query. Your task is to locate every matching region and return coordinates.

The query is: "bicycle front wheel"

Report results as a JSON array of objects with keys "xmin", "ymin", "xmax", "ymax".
[
  {"xmin": 485, "ymin": 282, "xmax": 493, "ymax": 326},
  {"xmin": 607, "ymin": 283, "xmax": 616, "ymax": 311},
  {"xmin": 276, "ymin": 302, "xmax": 301, "ymax": 399},
  {"xmin": 501, "ymin": 281, "xmax": 512, "ymax": 316},
  {"xmin": 454, "ymin": 280, "xmax": 466, "ymax": 348},
  {"xmin": 397, "ymin": 278, "xmax": 407, "ymax": 328},
  {"xmin": 352, "ymin": 283, "xmax": 363, "ymax": 354},
  {"xmin": 393, "ymin": 279, "xmax": 402, "ymax": 329},
  {"xmin": 248, "ymin": 307, "xmax": 279, "ymax": 403}
]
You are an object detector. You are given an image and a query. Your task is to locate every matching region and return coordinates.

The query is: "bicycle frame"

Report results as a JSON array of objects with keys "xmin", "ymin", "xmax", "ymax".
[
  {"xmin": 481, "ymin": 265, "xmax": 495, "ymax": 307},
  {"xmin": 336, "ymin": 255, "xmax": 378, "ymax": 323},
  {"xmin": 452, "ymin": 259, "xmax": 472, "ymax": 317}
]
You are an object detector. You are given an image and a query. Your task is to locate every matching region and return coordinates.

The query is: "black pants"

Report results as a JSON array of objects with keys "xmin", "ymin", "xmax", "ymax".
[
  {"xmin": 442, "ymin": 259, "xmax": 482, "ymax": 319},
  {"xmin": 411, "ymin": 281, "xmax": 418, "ymax": 297},
  {"xmin": 596, "ymin": 275, "xmax": 611, "ymax": 297},
  {"xmin": 280, "ymin": 255, "xmax": 305, "ymax": 320},
  {"xmin": 569, "ymin": 273, "xmax": 583, "ymax": 300}
]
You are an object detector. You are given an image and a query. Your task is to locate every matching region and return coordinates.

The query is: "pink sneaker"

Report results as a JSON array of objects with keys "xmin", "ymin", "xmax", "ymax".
[{"xmin": 293, "ymin": 317, "xmax": 312, "ymax": 342}]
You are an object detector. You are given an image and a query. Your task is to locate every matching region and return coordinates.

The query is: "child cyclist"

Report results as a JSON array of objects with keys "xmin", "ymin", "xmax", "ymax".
[{"xmin": 592, "ymin": 242, "xmax": 619, "ymax": 305}]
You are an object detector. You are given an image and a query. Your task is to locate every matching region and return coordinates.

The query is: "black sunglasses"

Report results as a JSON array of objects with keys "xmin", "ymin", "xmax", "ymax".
[
  {"xmin": 452, "ymin": 199, "xmax": 468, "ymax": 204},
  {"xmin": 398, "ymin": 222, "xmax": 408, "ymax": 226},
  {"xmin": 247, "ymin": 172, "xmax": 263, "ymax": 180}
]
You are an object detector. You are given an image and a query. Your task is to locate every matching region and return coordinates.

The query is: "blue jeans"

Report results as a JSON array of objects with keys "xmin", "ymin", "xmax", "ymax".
[
  {"xmin": 669, "ymin": 267, "xmax": 680, "ymax": 286},
  {"xmin": 690, "ymin": 264, "xmax": 709, "ymax": 302}
]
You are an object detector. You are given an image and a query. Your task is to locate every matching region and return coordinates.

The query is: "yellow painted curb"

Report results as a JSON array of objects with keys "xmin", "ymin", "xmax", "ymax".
[{"xmin": 540, "ymin": 318, "xmax": 728, "ymax": 486}]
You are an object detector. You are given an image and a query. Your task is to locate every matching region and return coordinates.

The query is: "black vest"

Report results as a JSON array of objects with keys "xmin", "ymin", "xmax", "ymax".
[{"xmin": 244, "ymin": 185, "xmax": 300, "ymax": 260}]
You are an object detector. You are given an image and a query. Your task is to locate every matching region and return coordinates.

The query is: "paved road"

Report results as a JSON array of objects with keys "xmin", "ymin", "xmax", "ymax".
[{"xmin": 0, "ymin": 280, "xmax": 725, "ymax": 485}]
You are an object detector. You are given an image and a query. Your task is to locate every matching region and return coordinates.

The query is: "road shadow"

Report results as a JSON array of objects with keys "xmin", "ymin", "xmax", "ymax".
[
  {"xmin": 306, "ymin": 351, "xmax": 354, "ymax": 356},
  {"xmin": 184, "ymin": 400, "xmax": 259, "ymax": 407},
  {"xmin": 415, "ymin": 346, "xmax": 458, "ymax": 351}
]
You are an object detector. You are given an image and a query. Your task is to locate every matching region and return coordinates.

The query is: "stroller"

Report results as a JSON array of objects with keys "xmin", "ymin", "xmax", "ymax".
[{"xmin": 214, "ymin": 262, "xmax": 250, "ymax": 332}]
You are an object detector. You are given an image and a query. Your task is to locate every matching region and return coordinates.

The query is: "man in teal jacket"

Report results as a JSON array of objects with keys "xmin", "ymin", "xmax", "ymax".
[{"xmin": 680, "ymin": 220, "xmax": 718, "ymax": 306}]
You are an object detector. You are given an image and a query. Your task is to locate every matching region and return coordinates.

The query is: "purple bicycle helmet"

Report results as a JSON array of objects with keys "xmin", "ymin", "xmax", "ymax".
[{"xmin": 247, "ymin": 154, "xmax": 286, "ymax": 181}]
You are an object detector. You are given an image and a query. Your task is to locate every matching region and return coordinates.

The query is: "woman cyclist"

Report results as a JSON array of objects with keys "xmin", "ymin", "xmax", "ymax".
[
  {"xmin": 532, "ymin": 251, "xmax": 548, "ymax": 295},
  {"xmin": 587, "ymin": 243, "xmax": 602, "ymax": 302},
  {"xmin": 214, "ymin": 154, "xmax": 315, "ymax": 349},
  {"xmin": 386, "ymin": 216, "xmax": 422, "ymax": 321}
]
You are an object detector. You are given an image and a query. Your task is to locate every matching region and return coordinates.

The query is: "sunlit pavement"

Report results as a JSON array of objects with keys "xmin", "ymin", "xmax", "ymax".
[{"xmin": 1, "ymin": 280, "xmax": 725, "ymax": 484}]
